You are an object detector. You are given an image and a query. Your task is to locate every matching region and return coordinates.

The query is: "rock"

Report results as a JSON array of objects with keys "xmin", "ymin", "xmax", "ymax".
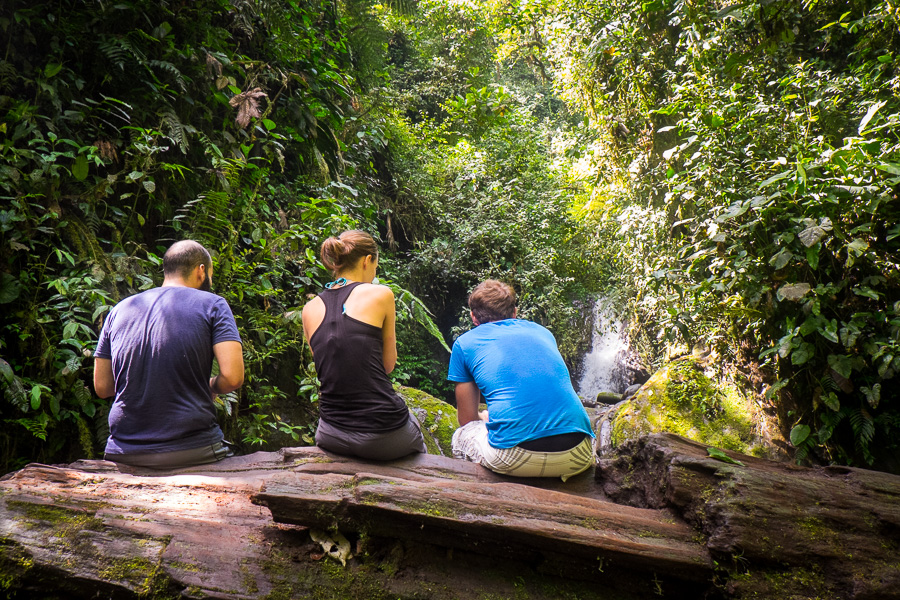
[
  {"xmin": 397, "ymin": 385, "xmax": 457, "ymax": 456},
  {"xmin": 622, "ymin": 383, "xmax": 642, "ymax": 401},
  {"xmin": 594, "ymin": 391, "xmax": 622, "ymax": 404},
  {"xmin": 605, "ymin": 356, "xmax": 784, "ymax": 460},
  {"xmin": 596, "ymin": 433, "xmax": 900, "ymax": 599}
]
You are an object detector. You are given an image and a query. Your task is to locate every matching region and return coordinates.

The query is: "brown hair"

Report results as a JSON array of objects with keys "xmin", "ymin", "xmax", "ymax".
[
  {"xmin": 163, "ymin": 240, "xmax": 211, "ymax": 279},
  {"xmin": 468, "ymin": 280, "xmax": 516, "ymax": 324},
  {"xmin": 320, "ymin": 230, "xmax": 379, "ymax": 276}
]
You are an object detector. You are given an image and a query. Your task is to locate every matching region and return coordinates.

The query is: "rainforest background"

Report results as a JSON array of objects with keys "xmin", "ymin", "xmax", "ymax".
[{"xmin": 1, "ymin": 0, "xmax": 898, "ymax": 474}]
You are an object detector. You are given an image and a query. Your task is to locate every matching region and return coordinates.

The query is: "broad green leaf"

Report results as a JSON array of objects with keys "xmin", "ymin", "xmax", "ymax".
[
  {"xmin": 847, "ymin": 239, "xmax": 867, "ymax": 256},
  {"xmin": 770, "ymin": 249, "xmax": 793, "ymax": 270},
  {"xmin": 262, "ymin": 119, "xmax": 276, "ymax": 131},
  {"xmin": 707, "ymin": 447, "xmax": 745, "ymax": 466},
  {"xmin": 852, "ymin": 286, "xmax": 880, "ymax": 301},
  {"xmin": 861, "ymin": 384, "xmax": 881, "ymax": 409},
  {"xmin": 30, "ymin": 385, "xmax": 41, "ymax": 410},
  {"xmin": 828, "ymin": 354, "xmax": 854, "ymax": 379},
  {"xmin": 790, "ymin": 424, "xmax": 811, "ymax": 446},
  {"xmin": 0, "ymin": 272, "xmax": 22, "ymax": 304},
  {"xmin": 72, "ymin": 153, "xmax": 89, "ymax": 180},
  {"xmin": 759, "ymin": 171, "xmax": 791, "ymax": 187},
  {"xmin": 791, "ymin": 342, "xmax": 814, "ymax": 365},
  {"xmin": 806, "ymin": 245, "xmax": 819, "ymax": 270},
  {"xmin": 0, "ymin": 358, "xmax": 14, "ymax": 383},
  {"xmin": 63, "ymin": 321, "xmax": 79, "ymax": 340},
  {"xmin": 799, "ymin": 315, "xmax": 822, "ymax": 336},
  {"xmin": 716, "ymin": 202, "xmax": 748, "ymax": 222},
  {"xmin": 822, "ymin": 392, "xmax": 840, "ymax": 412},
  {"xmin": 875, "ymin": 163, "xmax": 900, "ymax": 176},
  {"xmin": 858, "ymin": 100, "xmax": 886, "ymax": 134},
  {"xmin": 143, "ymin": 180, "xmax": 156, "ymax": 193},
  {"xmin": 819, "ymin": 319, "xmax": 839, "ymax": 344},
  {"xmin": 799, "ymin": 226, "xmax": 826, "ymax": 247},
  {"xmin": 44, "ymin": 62, "xmax": 63, "ymax": 78}
]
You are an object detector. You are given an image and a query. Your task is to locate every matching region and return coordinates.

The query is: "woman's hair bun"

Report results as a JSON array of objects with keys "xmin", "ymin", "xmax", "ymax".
[{"xmin": 320, "ymin": 230, "xmax": 378, "ymax": 276}]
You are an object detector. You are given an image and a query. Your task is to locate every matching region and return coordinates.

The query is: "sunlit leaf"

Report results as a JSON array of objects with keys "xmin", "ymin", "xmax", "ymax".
[{"xmin": 790, "ymin": 424, "xmax": 811, "ymax": 446}]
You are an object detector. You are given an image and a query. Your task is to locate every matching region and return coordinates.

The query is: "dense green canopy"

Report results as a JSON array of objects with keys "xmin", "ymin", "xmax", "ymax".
[{"xmin": 1, "ymin": 0, "xmax": 897, "ymax": 473}]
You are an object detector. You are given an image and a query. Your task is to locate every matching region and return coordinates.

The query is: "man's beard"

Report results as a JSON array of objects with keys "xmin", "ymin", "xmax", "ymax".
[{"xmin": 200, "ymin": 273, "xmax": 212, "ymax": 292}]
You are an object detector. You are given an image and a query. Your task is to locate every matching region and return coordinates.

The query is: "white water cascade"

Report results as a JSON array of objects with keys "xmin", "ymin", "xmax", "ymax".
[{"xmin": 577, "ymin": 300, "xmax": 630, "ymax": 401}]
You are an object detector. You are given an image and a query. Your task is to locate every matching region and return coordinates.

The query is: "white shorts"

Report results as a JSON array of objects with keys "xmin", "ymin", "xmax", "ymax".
[{"xmin": 451, "ymin": 420, "xmax": 594, "ymax": 481}]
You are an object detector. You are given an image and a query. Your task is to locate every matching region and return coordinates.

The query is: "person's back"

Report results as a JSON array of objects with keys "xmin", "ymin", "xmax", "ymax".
[
  {"xmin": 100, "ymin": 286, "xmax": 236, "ymax": 453},
  {"xmin": 449, "ymin": 318, "xmax": 590, "ymax": 449},
  {"xmin": 94, "ymin": 240, "xmax": 243, "ymax": 468},
  {"xmin": 301, "ymin": 230, "xmax": 425, "ymax": 461},
  {"xmin": 448, "ymin": 280, "xmax": 594, "ymax": 480}
]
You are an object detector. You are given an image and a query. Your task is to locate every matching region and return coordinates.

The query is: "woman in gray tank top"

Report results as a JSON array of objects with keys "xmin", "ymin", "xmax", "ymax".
[{"xmin": 301, "ymin": 230, "xmax": 426, "ymax": 460}]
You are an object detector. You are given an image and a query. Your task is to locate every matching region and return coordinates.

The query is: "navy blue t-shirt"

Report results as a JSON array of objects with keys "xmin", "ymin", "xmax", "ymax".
[{"xmin": 95, "ymin": 286, "xmax": 241, "ymax": 454}]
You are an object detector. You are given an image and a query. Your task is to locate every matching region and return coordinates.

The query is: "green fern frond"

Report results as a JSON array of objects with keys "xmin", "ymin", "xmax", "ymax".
[
  {"xmin": 0, "ymin": 60, "xmax": 16, "ymax": 93},
  {"xmin": 174, "ymin": 191, "xmax": 234, "ymax": 243},
  {"xmin": 148, "ymin": 60, "xmax": 188, "ymax": 92},
  {"xmin": 848, "ymin": 407, "xmax": 876, "ymax": 464},
  {"xmin": 97, "ymin": 36, "xmax": 145, "ymax": 70},
  {"xmin": 159, "ymin": 108, "xmax": 189, "ymax": 153}
]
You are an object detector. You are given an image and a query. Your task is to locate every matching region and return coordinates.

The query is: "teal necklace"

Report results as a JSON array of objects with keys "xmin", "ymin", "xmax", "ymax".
[{"xmin": 325, "ymin": 277, "xmax": 348, "ymax": 289}]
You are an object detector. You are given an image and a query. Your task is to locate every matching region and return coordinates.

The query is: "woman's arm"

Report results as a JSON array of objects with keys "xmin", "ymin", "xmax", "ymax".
[
  {"xmin": 339, "ymin": 284, "xmax": 398, "ymax": 373},
  {"xmin": 378, "ymin": 287, "xmax": 398, "ymax": 373}
]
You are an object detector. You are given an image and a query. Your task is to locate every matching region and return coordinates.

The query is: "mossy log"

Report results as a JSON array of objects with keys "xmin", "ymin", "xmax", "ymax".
[
  {"xmin": 252, "ymin": 453, "xmax": 713, "ymax": 583},
  {"xmin": 597, "ymin": 433, "xmax": 900, "ymax": 599},
  {"xmin": 2, "ymin": 436, "xmax": 898, "ymax": 599},
  {"xmin": 0, "ymin": 447, "xmax": 710, "ymax": 599}
]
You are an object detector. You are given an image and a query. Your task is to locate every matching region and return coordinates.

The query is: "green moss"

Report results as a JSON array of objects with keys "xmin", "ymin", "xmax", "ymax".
[
  {"xmin": 395, "ymin": 499, "xmax": 460, "ymax": 519},
  {"xmin": 99, "ymin": 556, "xmax": 178, "ymax": 598},
  {"xmin": 610, "ymin": 357, "xmax": 758, "ymax": 453},
  {"xmin": 7, "ymin": 500, "xmax": 105, "ymax": 540},
  {"xmin": 0, "ymin": 538, "xmax": 34, "ymax": 592},
  {"xmin": 398, "ymin": 386, "xmax": 458, "ymax": 456}
]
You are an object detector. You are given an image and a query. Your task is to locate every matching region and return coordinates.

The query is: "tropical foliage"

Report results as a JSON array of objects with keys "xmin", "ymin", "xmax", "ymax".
[
  {"xmin": 501, "ymin": 0, "xmax": 900, "ymax": 468},
  {"xmin": 2, "ymin": 0, "xmax": 898, "ymax": 472}
]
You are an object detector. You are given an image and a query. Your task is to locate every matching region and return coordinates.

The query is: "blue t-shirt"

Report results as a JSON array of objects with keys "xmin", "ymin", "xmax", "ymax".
[
  {"xmin": 447, "ymin": 319, "xmax": 594, "ymax": 448},
  {"xmin": 95, "ymin": 286, "xmax": 242, "ymax": 454}
]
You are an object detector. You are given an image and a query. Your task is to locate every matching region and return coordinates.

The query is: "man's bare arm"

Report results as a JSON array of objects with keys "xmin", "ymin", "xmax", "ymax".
[
  {"xmin": 455, "ymin": 381, "xmax": 484, "ymax": 426},
  {"xmin": 210, "ymin": 341, "xmax": 244, "ymax": 395},
  {"xmin": 93, "ymin": 358, "xmax": 115, "ymax": 399}
]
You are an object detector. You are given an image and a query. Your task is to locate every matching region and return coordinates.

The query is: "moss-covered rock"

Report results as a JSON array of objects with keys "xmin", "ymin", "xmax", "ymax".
[
  {"xmin": 396, "ymin": 386, "xmax": 457, "ymax": 457},
  {"xmin": 607, "ymin": 357, "xmax": 771, "ymax": 456}
]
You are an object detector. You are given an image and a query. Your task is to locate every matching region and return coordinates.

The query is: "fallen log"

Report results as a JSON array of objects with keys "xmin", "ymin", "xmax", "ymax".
[
  {"xmin": 0, "ymin": 447, "xmax": 712, "ymax": 599},
  {"xmin": 252, "ymin": 467, "xmax": 713, "ymax": 581},
  {"xmin": 596, "ymin": 433, "xmax": 900, "ymax": 599},
  {"xmin": 3, "ymin": 436, "xmax": 898, "ymax": 599}
]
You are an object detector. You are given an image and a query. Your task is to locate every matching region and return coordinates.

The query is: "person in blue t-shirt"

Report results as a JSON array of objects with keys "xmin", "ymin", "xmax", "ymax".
[
  {"xmin": 448, "ymin": 280, "xmax": 595, "ymax": 480},
  {"xmin": 93, "ymin": 240, "xmax": 244, "ymax": 469}
]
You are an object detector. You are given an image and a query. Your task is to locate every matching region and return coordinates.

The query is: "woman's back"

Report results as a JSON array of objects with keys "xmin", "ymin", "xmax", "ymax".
[{"xmin": 306, "ymin": 282, "xmax": 408, "ymax": 433}]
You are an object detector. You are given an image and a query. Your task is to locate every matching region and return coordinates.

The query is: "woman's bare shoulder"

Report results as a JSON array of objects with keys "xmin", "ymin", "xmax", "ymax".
[
  {"xmin": 301, "ymin": 295, "xmax": 325, "ymax": 319},
  {"xmin": 355, "ymin": 283, "xmax": 395, "ymax": 301}
]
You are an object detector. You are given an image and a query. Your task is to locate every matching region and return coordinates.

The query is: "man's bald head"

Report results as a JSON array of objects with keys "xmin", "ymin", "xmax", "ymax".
[{"xmin": 163, "ymin": 240, "xmax": 212, "ymax": 280}]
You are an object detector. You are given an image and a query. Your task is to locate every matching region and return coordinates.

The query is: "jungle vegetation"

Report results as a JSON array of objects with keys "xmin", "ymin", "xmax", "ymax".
[{"xmin": 1, "ymin": 0, "xmax": 897, "ymax": 473}]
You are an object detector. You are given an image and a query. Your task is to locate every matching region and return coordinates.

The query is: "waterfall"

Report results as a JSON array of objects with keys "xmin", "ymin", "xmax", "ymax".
[{"xmin": 577, "ymin": 299, "xmax": 630, "ymax": 400}]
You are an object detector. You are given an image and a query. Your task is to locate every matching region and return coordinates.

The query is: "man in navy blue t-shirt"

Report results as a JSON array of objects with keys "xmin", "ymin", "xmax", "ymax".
[
  {"xmin": 448, "ymin": 280, "xmax": 594, "ymax": 480},
  {"xmin": 94, "ymin": 240, "xmax": 243, "ymax": 468}
]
